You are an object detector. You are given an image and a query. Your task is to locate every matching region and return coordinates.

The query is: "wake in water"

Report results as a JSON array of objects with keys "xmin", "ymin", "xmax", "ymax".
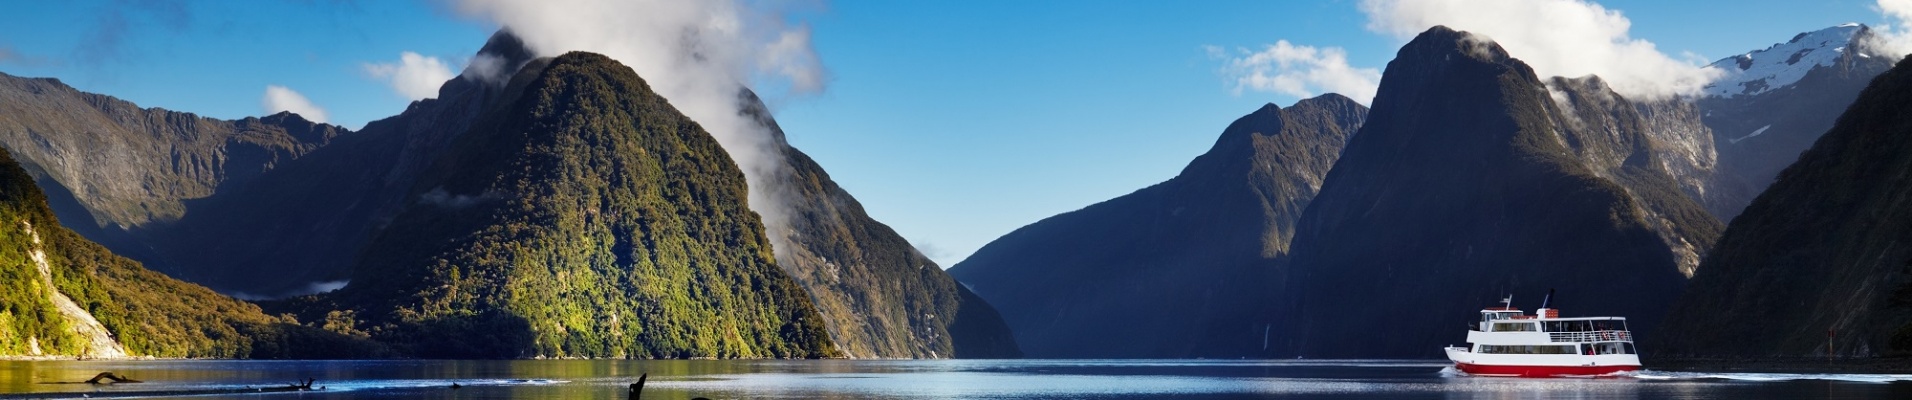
[
  {"xmin": 1624, "ymin": 370, "xmax": 1912, "ymax": 383},
  {"xmin": 1439, "ymin": 366, "xmax": 1912, "ymax": 382}
]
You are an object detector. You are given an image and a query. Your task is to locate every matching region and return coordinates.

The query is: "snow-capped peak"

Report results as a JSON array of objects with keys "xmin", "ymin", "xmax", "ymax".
[{"xmin": 1702, "ymin": 24, "xmax": 1867, "ymax": 98}]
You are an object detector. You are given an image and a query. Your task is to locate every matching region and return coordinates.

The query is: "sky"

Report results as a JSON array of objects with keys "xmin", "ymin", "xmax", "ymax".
[{"xmin": 0, "ymin": 0, "xmax": 1902, "ymax": 267}]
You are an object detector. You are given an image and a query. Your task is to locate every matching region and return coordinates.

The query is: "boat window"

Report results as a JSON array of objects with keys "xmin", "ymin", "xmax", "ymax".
[
  {"xmin": 1479, "ymin": 345, "xmax": 1576, "ymax": 354},
  {"xmin": 1490, "ymin": 322, "xmax": 1537, "ymax": 332},
  {"xmin": 1580, "ymin": 342, "xmax": 1638, "ymax": 355}
]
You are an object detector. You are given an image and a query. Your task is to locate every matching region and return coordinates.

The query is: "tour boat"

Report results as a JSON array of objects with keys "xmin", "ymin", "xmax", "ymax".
[{"xmin": 1442, "ymin": 294, "xmax": 1641, "ymax": 377}]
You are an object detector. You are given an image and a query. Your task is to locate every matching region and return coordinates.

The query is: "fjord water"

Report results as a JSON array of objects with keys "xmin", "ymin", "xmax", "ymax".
[{"xmin": 4, "ymin": 360, "xmax": 1912, "ymax": 399}]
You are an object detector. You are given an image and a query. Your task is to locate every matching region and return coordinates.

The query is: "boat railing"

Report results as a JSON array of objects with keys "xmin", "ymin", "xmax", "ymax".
[{"xmin": 1547, "ymin": 330, "xmax": 1631, "ymax": 343}]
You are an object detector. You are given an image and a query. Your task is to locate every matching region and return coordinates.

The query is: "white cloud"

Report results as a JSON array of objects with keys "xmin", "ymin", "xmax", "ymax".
[
  {"xmin": 1867, "ymin": 0, "xmax": 1912, "ymax": 56},
  {"xmin": 1358, "ymin": 0, "xmax": 1721, "ymax": 100},
  {"xmin": 1211, "ymin": 41, "xmax": 1383, "ymax": 105},
  {"xmin": 451, "ymin": 0, "xmax": 828, "ymax": 260},
  {"xmin": 261, "ymin": 85, "xmax": 329, "ymax": 123},
  {"xmin": 363, "ymin": 52, "xmax": 457, "ymax": 100}
]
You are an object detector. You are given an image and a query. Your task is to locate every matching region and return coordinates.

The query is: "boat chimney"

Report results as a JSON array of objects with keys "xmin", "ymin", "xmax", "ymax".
[{"xmin": 1538, "ymin": 289, "xmax": 1558, "ymax": 318}]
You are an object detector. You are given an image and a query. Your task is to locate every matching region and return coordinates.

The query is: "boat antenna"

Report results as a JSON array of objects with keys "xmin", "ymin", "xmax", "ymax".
[
  {"xmin": 1501, "ymin": 294, "xmax": 1513, "ymax": 309},
  {"xmin": 1539, "ymin": 288, "xmax": 1554, "ymax": 309}
]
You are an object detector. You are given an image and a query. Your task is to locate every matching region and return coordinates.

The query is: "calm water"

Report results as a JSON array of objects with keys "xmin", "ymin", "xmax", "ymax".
[{"xmin": 3, "ymin": 359, "xmax": 1911, "ymax": 399}]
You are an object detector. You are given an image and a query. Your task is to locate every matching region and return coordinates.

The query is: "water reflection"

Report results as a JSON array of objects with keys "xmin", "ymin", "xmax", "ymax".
[{"xmin": 1, "ymin": 359, "xmax": 1909, "ymax": 399}]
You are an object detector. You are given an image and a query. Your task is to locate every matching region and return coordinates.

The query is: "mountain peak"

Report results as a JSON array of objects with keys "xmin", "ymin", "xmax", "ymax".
[
  {"xmin": 1397, "ymin": 25, "xmax": 1515, "ymax": 66},
  {"xmin": 457, "ymin": 29, "xmax": 539, "ymax": 88},
  {"xmin": 1703, "ymin": 24, "xmax": 1873, "ymax": 98}
]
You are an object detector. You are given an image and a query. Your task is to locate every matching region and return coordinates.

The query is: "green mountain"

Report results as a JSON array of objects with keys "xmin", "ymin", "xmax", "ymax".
[
  {"xmin": 1653, "ymin": 54, "xmax": 1912, "ymax": 358},
  {"xmin": 741, "ymin": 93, "xmax": 1020, "ymax": 358},
  {"xmin": 1279, "ymin": 26, "xmax": 1695, "ymax": 358},
  {"xmin": 0, "ymin": 145, "xmax": 377, "ymax": 358},
  {"xmin": 949, "ymin": 95, "xmax": 1367, "ymax": 358},
  {"xmin": 283, "ymin": 51, "xmax": 839, "ymax": 359}
]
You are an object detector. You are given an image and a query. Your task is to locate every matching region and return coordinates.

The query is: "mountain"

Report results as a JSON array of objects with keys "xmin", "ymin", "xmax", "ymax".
[
  {"xmin": 741, "ymin": 93, "xmax": 1021, "ymax": 359},
  {"xmin": 949, "ymin": 95, "xmax": 1367, "ymax": 358},
  {"xmin": 1653, "ymin": 53, "xmax": 1912, "ymax": 359},
  {"xmin": 129, "ymin": 32, "xmax": 538, "ymax": 294},
  {"xmin": 1695, "ymin": 24, "xmax": 1897, "ymax": 220},
  {"xmin": 280, "ymin": 51, "xmax": 840, "ymax": 359},
  {"xmin": 1545, "ymin": 76, "xmax": 1724, "ymax": 276},
  {"xmin": 1279, "ymin": 26, "xmax": 1694, "ymax": 358},
  {"xmin": 0, "ymin": 74, "xmax": 344, "ymax": 286},
  {"xmin": 1, "ymin": 28, "xmax": 1016, "ymax": 358},
  {"xmin": 0, "ymin": 145, "xmax": 377, "ymax": 359}
]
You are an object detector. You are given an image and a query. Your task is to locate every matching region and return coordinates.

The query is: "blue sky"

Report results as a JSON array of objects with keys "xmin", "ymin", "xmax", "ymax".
[{"xmin": 0, "ymin": 0, "xmax": 1896, "ymax": 267}]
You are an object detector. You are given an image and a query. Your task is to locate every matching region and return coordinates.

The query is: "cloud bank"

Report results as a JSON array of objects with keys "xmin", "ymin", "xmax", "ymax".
[
  {"xmin": 450, "ymin": 0, "xmax": 828, "ymax": 260},
  {"xmin": 1358, "ymin": 0, "xmax": 1720, "ymax": 100},
  {"xmin": 363, "ymin": 52, "xmax": 457, "ymax": 100},
  {"xmin": 1867, "ymin": 0, "xmax": 1912, "ymax": 56},
  {"xmin": 1209, "ymin": 41, "xmax": 1383, "ymax": 105},
  {"xmin": 261, "ymin": 85, "xmax": 329, "ymax": 123}
]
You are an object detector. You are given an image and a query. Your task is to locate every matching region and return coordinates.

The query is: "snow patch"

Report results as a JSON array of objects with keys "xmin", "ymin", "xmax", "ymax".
[
  {"xmin": 1728, "ymin": 125, "xmax": 1773, "ymax": 144},
  {"xmin": 1703, "ymin": 25, "xmax": 1863, "ymax": 98}
]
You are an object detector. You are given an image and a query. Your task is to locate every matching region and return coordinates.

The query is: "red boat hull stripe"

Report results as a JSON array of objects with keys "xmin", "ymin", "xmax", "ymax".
[{"xmin": 1454, "ymin": 362, "xmax": 1639, "ymax": 377}]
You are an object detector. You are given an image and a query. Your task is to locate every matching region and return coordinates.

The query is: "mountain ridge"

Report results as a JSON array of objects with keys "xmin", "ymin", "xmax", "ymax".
[
  {"xmin": 1280, "ymin": 25, "xmax": 1691, "ymax": 358},
  {"xmin": 950, "ymin": 93, "xmax": 1366, "ymax": 358}
]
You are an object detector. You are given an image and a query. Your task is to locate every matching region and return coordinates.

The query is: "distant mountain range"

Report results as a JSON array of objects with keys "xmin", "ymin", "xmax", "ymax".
[
  {"xmin": 0, "ymin": 30, "xmax": 1017, "ymax": 359},
  {"xmin": 952, "ymin": 24, "xmax": 1895, "ymax": 358},
  {"xmin": 1694, "ymin": 24, "xmax": 1897, "ymax": 221},
  {"xmin": 949, "ymin": 96, "xmax": 1365, "ymax": 358},
  {"xmin": 2, "ymin": 19, "xmax": 1900, "ymax": 361}
]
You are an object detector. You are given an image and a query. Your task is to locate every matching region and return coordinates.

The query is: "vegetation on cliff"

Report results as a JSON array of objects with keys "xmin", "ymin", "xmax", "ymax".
[{"xmin": 285, "ymin": 52, "xmax": 839, "ymax": 359}]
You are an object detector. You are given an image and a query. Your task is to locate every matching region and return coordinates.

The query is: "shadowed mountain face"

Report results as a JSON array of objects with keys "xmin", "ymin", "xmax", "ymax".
[
  {"xmin": 949, "ymin": 94, "xmax": 1367, "ymax": 358},
  {"xmin": 1654, "ymin": 54, "xmax": 1912, "ymax": 359},
  {"xmin": 298, "ymin": 52, "xmax": 839, "ymax": 359},
  {"xmin": 0, "ymin": 75, "xmax": 345, "ymax": 286},
  {"xmin": 128, "ymin": 31, "xmax": 542, "ymax": 294},
  {"xmin": 1280, "ymin": 26, "xmax": 1690, "ymax": 358},
  {"xmin": 0, "ymin": 146, "xmax": 379, "ymax": 359},
  {"xmin": 741, "ymin": 93, "xmax": 1021, "ymax": 359}
]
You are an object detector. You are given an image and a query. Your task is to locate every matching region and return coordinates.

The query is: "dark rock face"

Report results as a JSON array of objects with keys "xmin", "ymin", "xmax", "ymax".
[
  {"xmin": 742, "ymin": 92, "xmax": 1021, "ymax": 358},
  {"xmin": 1695, "ymin": 25, "xmax": 1897, "ymax": 221},
  {"xmin": 1280, "ymin": 26, "xmax": 1689, "ymax": 358},
  {"xmin": 1654, "ymin": 54, "xmax": 1912, "ymax": 359},
  {"xmin": 949, "ymin": 94, "xmax": 1366, "ymax": 358}
]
